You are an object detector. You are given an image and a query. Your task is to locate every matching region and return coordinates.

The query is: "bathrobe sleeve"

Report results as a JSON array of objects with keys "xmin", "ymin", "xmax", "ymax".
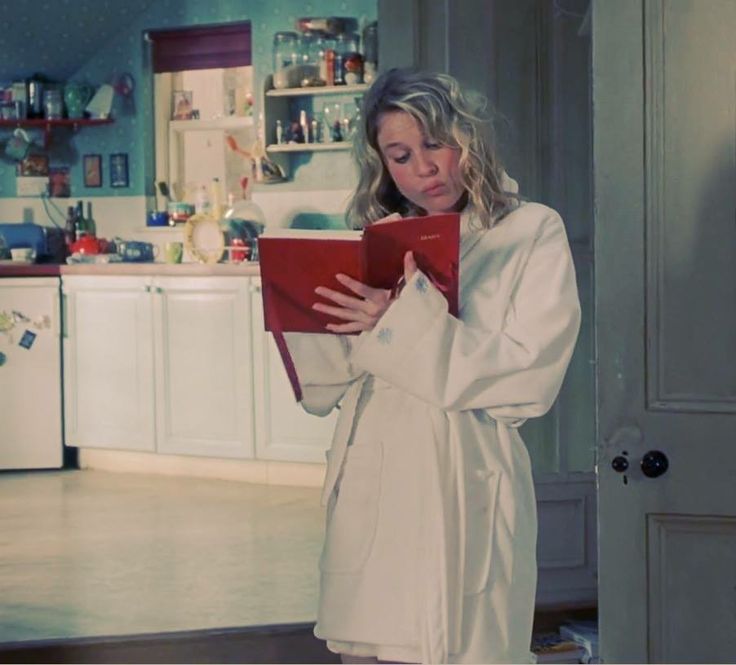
[
  {"xmin": 283, "ymin": 333, "xmax": 365, "ymax": 416},
  {"xmin": 350, "ymin": 211, "xmax": 581, "ymax": 420}
]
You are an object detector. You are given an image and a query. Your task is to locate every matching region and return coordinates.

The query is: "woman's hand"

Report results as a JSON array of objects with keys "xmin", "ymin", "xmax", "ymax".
[{"xmin": 314, "ymin": 250, "xmax": 418, "ymax": 333}]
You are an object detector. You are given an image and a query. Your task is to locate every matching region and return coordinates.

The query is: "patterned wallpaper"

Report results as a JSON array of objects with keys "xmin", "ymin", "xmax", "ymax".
[{"xmin": 0, "ymin": 0, "xmax": 376, "ymax": 199}]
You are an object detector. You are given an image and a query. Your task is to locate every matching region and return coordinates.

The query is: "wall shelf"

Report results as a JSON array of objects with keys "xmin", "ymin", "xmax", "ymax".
[
  {"xmin": 169, "ymin": 116, "xmax": 253, "ymax": 132},
  {"xmin": 262, "ymin": 75, "xmax": 366, "ymax": 181},
  {"xmin": 266, "ymin": 84, "xmax": 368, "ymax": 98},
  {"xmin": 266, "ymin": 142, "xmax": 352, "ymax": 153},
  {"xmin": 0, "ymin": 118, "xmax": 114, "ymax": 147}
]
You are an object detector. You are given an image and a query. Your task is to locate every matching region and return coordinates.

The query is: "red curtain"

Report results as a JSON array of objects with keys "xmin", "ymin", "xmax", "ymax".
[{"xmin": 148, "ymin": 22, "xmax": 251, "ymax": 73}]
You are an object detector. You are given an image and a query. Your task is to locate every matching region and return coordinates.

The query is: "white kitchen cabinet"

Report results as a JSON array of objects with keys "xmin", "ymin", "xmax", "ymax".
[
  {"xmin": 152, "ymin": 276, "xmax": 254, "ymax": 458},
  {"xmin": 250, "ymin": 277, "xmax": 337, "ymax": 463},
  {"xmin": 63, "ymin": 275, "xmax": 253, "ymax": 459},
  {"xmin": 63, "ymin": 276, "xmax": 155, "ymax": 451}
]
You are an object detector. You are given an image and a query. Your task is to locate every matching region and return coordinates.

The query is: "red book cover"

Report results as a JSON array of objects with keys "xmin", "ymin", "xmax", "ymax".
[{"xmin": 258, "ymin": 212, "xmax": 460, "ymax": 334}]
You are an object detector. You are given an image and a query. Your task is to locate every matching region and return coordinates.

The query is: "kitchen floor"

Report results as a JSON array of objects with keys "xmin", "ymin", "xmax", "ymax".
[{"xmin": 0, "ymin": 468, "xmax": 324, "ymax": 644}]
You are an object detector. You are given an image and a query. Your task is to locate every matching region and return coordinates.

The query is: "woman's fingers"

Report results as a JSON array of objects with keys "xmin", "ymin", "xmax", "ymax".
[
  {"xmin": 325, "ymin": 320, "xmax": 369, "ymax": 333},
  {"xmin": 313, "ymin": 301, "xmax": 372, "ymax": 323},
  {"xmin": 334, "ymin": 273, "xmax": 388, "ymax": 302}
]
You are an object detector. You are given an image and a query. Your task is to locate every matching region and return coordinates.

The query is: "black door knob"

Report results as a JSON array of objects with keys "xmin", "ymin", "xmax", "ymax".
[
  {"xmin": 641, "ymin": 450, "xmax": 669, "ymax": 478},
  {"xmin": 611, "ymin": 456, "xmax": 629, "ymax": 473}
]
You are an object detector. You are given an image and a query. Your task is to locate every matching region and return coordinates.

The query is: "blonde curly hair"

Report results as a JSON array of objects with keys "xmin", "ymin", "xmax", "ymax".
[{"xmin": 347, "ymin": 68, "xmax": 518, "ymax": 230}]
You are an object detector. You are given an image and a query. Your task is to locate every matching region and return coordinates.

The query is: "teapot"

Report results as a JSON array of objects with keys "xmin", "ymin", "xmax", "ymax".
[
  {"xmin": 70, "ymin": 235, "xmax": 102, "ymax": 255},
  {"xmin": 63, "ymin": 82, "xmax": 94, "ymax": 119}
]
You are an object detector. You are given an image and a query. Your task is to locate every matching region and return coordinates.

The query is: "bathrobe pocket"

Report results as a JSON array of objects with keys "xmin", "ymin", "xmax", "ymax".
[
  {"xmin": 320, "ymin": 442, "xmax": 383, "ymax": 574},
  {"xmin": 463, "ymin": 467, "xmax": 502, "ymax": 594}
]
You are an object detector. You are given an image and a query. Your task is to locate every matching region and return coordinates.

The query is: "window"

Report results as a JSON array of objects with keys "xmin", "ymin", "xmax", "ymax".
[{"xmin": 147, "ymin": 22, "xmax": 255, "ymax": 207}]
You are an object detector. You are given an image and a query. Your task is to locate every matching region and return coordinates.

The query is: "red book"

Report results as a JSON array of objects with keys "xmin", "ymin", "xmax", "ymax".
[{"xmin": 258, "ymin": 212, "xmax": 460, "ymax": 334}]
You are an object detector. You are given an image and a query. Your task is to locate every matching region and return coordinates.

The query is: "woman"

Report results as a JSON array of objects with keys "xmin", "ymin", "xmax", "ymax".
[{"xmin": 284, "ymin": 68, "xmax": 581, "ymax": 664}]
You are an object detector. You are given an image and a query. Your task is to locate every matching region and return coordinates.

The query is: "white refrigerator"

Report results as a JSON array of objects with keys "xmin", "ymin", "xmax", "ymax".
[{"xmin": 0, "ymin": 277, "xmax": 63, "ymax": 469}]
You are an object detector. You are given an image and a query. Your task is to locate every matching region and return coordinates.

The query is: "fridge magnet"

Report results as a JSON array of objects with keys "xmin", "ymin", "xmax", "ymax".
[
  {"xmin": 83, "ymin": 154, "xmax": 102, "ymax": 188},
  {"xmin": 18, "ymin": 329, "xmax": 36, "ymax": 350},
  {"xmin": 172, "ymin": 90, "xmax": 193, "ymax": 120},
  {"xmin": 0, "ymin": 351, "xmax": 6, "ymax": 367},
  {"xmin": 110, "ymin": 153, "xmax": 129, "ymax": 188},
  {"xmin": 48, "ymin": 167, "xmax": 71, "ymax": 197}
]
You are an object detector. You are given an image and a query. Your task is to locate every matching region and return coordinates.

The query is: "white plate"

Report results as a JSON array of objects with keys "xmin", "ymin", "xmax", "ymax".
[
  {"xmin": 183, "ymin": 214, "xmax": 224, "ymax": 264},
  {"xmin": 0, "ymin": 259, "xmax": 34, "ymax": 265}
]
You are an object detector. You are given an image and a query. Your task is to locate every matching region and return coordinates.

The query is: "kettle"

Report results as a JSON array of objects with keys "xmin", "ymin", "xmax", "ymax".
[{"xmin": 70, "ymin": 235, "xmax": 102, "ymax": 255}]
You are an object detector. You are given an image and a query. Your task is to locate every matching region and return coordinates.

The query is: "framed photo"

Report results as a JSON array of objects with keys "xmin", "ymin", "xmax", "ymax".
[
  {"xmin": 19, "ymin": 154, "xmax": 49, "ymax": 177},
  {"xmin": 110, "ymin": 153, "xmax": 129, "ymax": 188},
  {"xmin": 48, "ymin": 167, "xmax": 71, "ymax": 197},
  {"xmin": 83, "ymin": 154, "xmax": 102, "ymax": 188},
  {"xmin": 172, "ymin": 90, "xmax": 193, "ymax": 120}
]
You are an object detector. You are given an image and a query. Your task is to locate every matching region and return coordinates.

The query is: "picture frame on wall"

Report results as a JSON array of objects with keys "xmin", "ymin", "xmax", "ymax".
[
  {"xmin": 110, "ymin": 153, "xmax": 129, "ymax": 188},
  {"xmin": 172, "ymin": 90, "xmax": 193, "ymax": 120},
  {"xmin": 83, "ymin": 154, "xmax": 102, "ymax": 188}
]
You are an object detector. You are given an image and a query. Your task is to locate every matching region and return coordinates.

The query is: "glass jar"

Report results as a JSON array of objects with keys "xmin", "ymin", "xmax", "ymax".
[
  {"xmin": 334, "ymin": 33, "xmax": 361, "ymax": 86},
  {"xmin": 363, "ymin": 22, "xmax": 378, "ymax": 65},
  {"xmin": 362, "ymin": 21, "xmax": 378, "ymax": 83},
  {"xmin": 43, "ymin": 88, "xmax": 63, "ymax": 120},
  {"xmin": 272, "ymin": 31, "xmax": 299, "ymax": 89},
  {"xmin": 298, "ymin": 31, "xmax": 321, "ymax": 86}
]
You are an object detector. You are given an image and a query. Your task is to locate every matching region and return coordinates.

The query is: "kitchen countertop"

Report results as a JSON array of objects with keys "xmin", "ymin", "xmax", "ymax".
[{"xmin": 0, "ymin": 262, "xmax": 261, "ymax": 278}]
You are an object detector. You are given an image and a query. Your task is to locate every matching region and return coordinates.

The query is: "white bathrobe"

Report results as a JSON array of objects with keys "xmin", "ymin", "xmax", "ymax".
[{"xmin": 284, "ymin": 201, "xmax": 581, "ymax": 664}]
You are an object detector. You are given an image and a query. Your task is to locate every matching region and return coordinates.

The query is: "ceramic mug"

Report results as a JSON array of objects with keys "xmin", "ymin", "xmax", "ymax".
[
  {"xmin": 5, "ymin": 128, "xmax": 32, "ymax": 161},
  {"xmin": 164, "ymin": 241, "xmax": 183, "ymax": 264}
]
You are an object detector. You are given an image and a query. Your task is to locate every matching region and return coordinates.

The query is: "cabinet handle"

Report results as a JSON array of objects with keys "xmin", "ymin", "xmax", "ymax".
[
  {"xmin": 250, "ymin": 284, "xmax": 262, "ymax": 293},
  {"xmin": 143, "ymin": 285, "xmax": 151, "ymax": 292}
]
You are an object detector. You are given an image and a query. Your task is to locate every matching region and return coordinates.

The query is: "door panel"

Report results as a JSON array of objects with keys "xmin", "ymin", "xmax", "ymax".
[
  {"xmin": 153, "ymin": 277, "xmax": 253, "ymax": 458},
  {"xmin": 648, "ymin": 515, "xmax": 736, "ymax": 663},
  {"xmin": 646, "ymin": 0, "xmax": 736, "ymax": 410},
  {"xmin": 593, "ymin": 1, "xmax": 736, "ymax": 662},
  {"xmin": 63, "ymin": 277, "xmax": 155, "ymax": 451}
]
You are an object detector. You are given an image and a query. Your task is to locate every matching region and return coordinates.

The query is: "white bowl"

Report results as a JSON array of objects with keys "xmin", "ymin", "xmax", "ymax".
[{"xmin": 10, "ymin": 247, "xmax": 34, "ymax": 262}]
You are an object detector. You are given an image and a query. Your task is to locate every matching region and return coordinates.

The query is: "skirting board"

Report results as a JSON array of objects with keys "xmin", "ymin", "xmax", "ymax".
[{"xmin": 77, "ymin": 449, "xmax": 326, "ymax": 488}]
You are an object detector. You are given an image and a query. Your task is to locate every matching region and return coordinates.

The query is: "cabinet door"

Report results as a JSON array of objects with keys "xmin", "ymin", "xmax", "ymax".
[
  {"xmin": 152, "ymin": 276, "xmax": 254, "ymax": 458},
  {"xmin": 62, "ymin": 276, "xmax": 155, "ymax": 451},
  {"xmin": 250, "ymin": 278, "xmax": 337, "ymax": 463}
]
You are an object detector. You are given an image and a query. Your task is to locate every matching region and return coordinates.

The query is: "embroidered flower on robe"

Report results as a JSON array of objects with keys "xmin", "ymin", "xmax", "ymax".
[
  {"xmin": 377, "ymin": 327, "xmax": 393, "ymax": 345},
  {"xmin": 415, "ymin": 275, "xmax": 428, "ymax": 293}
]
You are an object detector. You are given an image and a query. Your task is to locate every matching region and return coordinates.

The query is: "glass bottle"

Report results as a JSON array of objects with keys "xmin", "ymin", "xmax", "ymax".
[
  {"xmin": 86, "ymin": 201, "xmax": 96, "ymax": 237},
  {"xmin": 74, "ymin": 201, "xmax": 87, "ymax": 239},
  {"xmin": 65, "ymin": 206, "xmax": 77, "ymax": 248}
]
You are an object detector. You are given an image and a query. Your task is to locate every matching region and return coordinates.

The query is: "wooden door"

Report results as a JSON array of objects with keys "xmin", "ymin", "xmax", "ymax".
[{"xmin": 593, "ymin": 1, "xmax": 736, "ymax": 662}]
